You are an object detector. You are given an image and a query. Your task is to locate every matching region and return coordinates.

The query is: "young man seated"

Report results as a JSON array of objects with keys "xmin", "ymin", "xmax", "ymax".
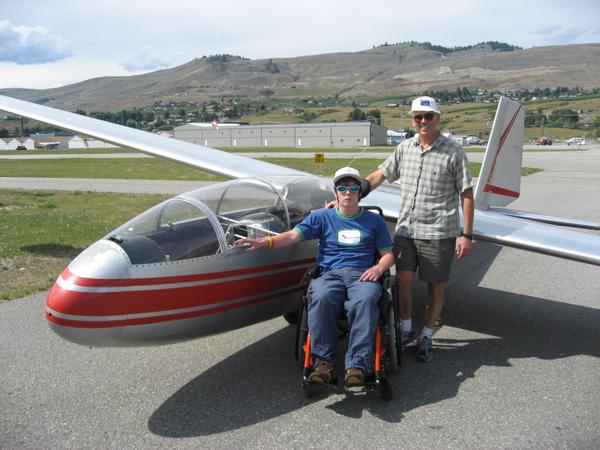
[{"xmin": 235, "ymin": 167, "xmax": 394, "ymax": 387}]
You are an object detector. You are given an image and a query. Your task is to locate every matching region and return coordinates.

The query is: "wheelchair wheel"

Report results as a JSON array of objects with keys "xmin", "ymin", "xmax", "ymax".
[
  {"xmin": 386, "ymin": 304, "xmax": 399, "ymax": 373},
  {"xmin": 383, "ymin": 280, "xmax": 401, "ymax": 373},
  {"xmin": 295, "ymin": 301, "xmax": 309, "ymax": 362},
  {"xmin": 379, "ymin": 376, "xmax": 393, "ymax": 401},
  {"xmin": 284, "ymin": 310, "xmax": 300, "ymax": 325}
]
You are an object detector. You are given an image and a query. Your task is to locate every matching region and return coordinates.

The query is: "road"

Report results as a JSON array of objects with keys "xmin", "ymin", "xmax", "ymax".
[{"xmin": 0, "ymin": 149, "xmax": 599, "ymax": 448}]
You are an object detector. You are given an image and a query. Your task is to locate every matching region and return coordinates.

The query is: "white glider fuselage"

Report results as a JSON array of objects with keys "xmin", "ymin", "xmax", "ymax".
[{"xmin": 0, "ymin": 94, "xmax": 598, "ymax": 347}]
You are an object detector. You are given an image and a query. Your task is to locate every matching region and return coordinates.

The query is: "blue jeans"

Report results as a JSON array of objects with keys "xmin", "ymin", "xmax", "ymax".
[{"xmin": 308, "ymin": 267, "xmax": 381, "ymax": 372}]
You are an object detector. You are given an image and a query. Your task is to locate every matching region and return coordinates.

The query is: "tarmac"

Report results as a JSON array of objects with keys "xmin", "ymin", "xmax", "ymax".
[{"xmin": 0, "ymin": 147, "xmax": 599, "ymax": 448}]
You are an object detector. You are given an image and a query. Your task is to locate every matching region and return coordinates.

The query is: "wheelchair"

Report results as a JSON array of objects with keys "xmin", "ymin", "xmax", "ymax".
[{"xmin": 294, "ymin": 209, "xmax": 402, "ymax": 401}]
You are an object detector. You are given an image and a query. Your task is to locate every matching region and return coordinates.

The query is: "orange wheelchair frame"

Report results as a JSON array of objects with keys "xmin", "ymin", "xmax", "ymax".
[{"xmin": 295, "ymin": 267, "xmax": 401, "ymax": 401}]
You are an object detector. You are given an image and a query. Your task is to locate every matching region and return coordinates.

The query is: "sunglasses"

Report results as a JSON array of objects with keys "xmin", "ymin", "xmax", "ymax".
[
  {"xmin": 336, "ymin": 184, "xmax": 360, "ymax": 193},
  {"xmin": 413, "ymin": 112, "xmax": 436, "ymax": 123}
]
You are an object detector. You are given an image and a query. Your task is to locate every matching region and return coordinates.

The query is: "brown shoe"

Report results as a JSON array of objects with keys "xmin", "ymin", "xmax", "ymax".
[
  {"xmin": 344, "ymin": 367, "xmax": 367, "ymax": 387},
  {"xmin": 308, "ymin": 361, "xmax": 333, "ymax": 384}
]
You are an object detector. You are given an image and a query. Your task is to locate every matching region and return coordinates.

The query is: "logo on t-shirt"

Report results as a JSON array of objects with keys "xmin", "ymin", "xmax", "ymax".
[{"xmin": 338, "ymin": 229, "xmax": 361, "ymax": 244}]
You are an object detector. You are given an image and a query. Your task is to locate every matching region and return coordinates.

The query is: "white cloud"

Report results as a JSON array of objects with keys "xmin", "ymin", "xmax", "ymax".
[
  {"xmin": 529, "ymin": 26, "xmax": 600, "ymax": 46},
  {"xmin": 0, "ymin": 20, "xmax": 72, "ymax": 65},
  {"xmin": 0, "ymin": 58, "xmax": 129, "ymax": 89},
  {"xmin": 120, "ymin": 46, "xmax": 175, "ymax": 72}
]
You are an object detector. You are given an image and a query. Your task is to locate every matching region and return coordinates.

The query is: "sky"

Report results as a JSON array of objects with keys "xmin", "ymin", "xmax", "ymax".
[{"xmin": 1, "ymin": 0, "xmax": 599, "ymax": 90}]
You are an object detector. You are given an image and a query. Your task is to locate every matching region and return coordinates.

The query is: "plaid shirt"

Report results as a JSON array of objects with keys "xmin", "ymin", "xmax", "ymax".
[{"xmin": 379, "ymin": 133, "xmax": 473, "ymax": 239}]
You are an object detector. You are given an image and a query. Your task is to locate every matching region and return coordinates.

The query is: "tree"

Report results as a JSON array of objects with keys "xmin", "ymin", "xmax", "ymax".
[
  {"xmin": 143, "ymin": 111, "xmax": 154, "ymax": 123},
  {"xmin": 525, "ymin": 108, "xmax": 545, "ymax": 127},
  {"xmin": 547, "ymin": 108, "xmax": 579, "ymax": 128},
  {"xmin": 259, "ymin": 89, "xmax": 275, "ymax": 98},
  {"xmin": 0, "ymin": 127, "xmax": 8, "ymax": 138},
  {"xmin": 366, "ymin": 109, "xmax": 381, "ymax": 125},
  {"xmin": 591, "ymin": 116, "xmax": 600, "ymax": 137},
  {"xmin": 348, "ymin": 108, "xmax": 366, "ymax": 121},
  {"xmin": 264, "ymin": 59, "xmax": 279, "ymax": 73}
]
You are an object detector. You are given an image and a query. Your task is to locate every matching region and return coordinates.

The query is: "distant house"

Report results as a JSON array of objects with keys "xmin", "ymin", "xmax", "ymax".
[
  {"xmin": 443, "ymin": 132, "xmax": 466, "ymax": 146},
  {"xmin": 0, "ymin": 137, "xmax": 35, "ymax": 150},
  {"xmin": 68, "ymin": 136, "xmax": 120, "ymax": 149},
  {"xmin": 21, "ymin": 138, "xmax": 35, "ymax": 149},
  {"xmin": 68, "ymin": 136, "xmax": 85, "ymax": 148},
  {"xmin": 6, "ymin": 138, "xmax": 21, "ymax": 149},
  {"xmin": 387, "ymin": 129, "xmax": 407, "ymax": 145}
]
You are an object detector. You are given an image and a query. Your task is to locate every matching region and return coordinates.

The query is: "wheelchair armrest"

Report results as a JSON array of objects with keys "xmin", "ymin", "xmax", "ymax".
[{"xmin": 306, "ymin": 264, "xmax": 320, "ymax": 279}]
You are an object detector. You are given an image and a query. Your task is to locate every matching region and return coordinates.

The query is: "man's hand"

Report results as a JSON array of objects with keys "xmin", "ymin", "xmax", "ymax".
[
  {"xmin": 325, "ymin": 199, "xmax": 337, "ymax": 209},
  {"xmin": 456, "ymin": 236, "xmax": 472, "ymax": 259},
  {"xmin": 359, "ymin": 265, "xmax": 384, "ymax": 282},
  {"xmin": 234, "ymin": 238, "xmax": 265, "ymax": 252}
]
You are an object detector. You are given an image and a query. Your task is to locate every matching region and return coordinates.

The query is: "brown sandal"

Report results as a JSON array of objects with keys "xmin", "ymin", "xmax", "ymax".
[
  {"xmin": 308, "ymin": 361, "xmax": 333, "ymax": 384},
  {"xmin": 344, "ymin": 367, "xmax": 367, "ymax": 387}
]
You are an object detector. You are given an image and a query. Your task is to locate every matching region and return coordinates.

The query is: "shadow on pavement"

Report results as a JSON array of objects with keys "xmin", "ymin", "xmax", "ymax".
[{"xmin": 148, "ymin": 242, "xmax": 600, "ymax": 435}]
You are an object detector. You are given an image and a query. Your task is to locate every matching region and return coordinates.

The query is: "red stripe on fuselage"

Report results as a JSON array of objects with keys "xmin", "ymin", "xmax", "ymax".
[
  {"xmin": 46, "ymin": 285, "xmax": 304, "ymax": 328},
  {"xmin": 61, "ymin": 258, "xmax": 314, "ymax": 288},
  {"xmin": 48, "ymin": 266, "xmax": 309, "ymax": 316}
]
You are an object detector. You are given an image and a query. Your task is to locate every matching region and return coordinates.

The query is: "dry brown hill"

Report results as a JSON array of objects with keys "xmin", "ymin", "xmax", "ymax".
[{"xmin": 1, "ymin": 42, "xmax": 599, "ymax": 112}]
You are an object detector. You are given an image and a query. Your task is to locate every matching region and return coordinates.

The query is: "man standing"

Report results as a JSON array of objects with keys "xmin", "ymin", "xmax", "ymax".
[
  {"xmin": 236, "ymin": 167, "xmax": 394, "ymax": 385},
  {"xmin": 362, "ymin": 96, "xmax": 474, "ymax": 362}
]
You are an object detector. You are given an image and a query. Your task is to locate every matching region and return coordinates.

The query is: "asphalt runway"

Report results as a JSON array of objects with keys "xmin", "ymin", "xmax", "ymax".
[{"xmin": 1, "ymin": 149, "xmax": 599, "ymax": 448}]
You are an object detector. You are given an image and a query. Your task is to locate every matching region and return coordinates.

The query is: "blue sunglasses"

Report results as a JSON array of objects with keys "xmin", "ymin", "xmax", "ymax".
[{"xmin": 336, "ymin": 184, "xmax": 360, "ymax": 193}]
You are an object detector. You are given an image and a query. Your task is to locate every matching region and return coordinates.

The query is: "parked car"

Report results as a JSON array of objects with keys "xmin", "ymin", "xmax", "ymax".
[
  {"xmin": 566, "ymin": 137, "xmax": 584, "ymax": 146},
  {"xmin": 536, "ymin": 137, "xmax": 552, "ymax": 146},
  {"xmin": 465, "ymin": 135, "xmax": 481, "ymax": 145}
]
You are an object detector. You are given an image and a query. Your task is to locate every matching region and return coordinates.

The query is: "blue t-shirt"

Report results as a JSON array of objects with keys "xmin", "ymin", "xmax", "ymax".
[{"xmin": 294, "ymin": 207, "xmax": 392, "ymax": 273}]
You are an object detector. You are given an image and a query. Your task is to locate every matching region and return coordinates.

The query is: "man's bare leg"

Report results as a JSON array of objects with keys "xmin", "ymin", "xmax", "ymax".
[
  {"xmin": 396, "ymin": 270, "xmax": 414, "ymax": 321},
  {"xmin": 424, "ymin": 282, "xmax": 445, "ymax": 329}
]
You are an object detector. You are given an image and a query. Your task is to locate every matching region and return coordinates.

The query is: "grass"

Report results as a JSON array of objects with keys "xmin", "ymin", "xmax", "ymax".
[
  {"xmin": 0, "ymin": 158, "xmax": 227, "ymax": 181},
  {"xmin": 0, "ymin": 190, "xmax": 169, "ymax": 300}
]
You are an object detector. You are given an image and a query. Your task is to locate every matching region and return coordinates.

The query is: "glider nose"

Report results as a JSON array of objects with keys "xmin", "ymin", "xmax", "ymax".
[{"xmin": 46, "ymin": 240, "xmax": 131, "ymax": 346}]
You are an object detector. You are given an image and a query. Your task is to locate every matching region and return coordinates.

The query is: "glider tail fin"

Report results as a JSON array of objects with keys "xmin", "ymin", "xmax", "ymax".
[{"xmin": 474, "ymin": 96, "xmax": 525, "ymax": 210}]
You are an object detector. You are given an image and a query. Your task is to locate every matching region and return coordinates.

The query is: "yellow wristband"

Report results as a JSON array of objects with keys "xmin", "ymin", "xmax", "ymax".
[{"xmin": 266, "ymin": 236, "xmax": 273, "ymax": 249}]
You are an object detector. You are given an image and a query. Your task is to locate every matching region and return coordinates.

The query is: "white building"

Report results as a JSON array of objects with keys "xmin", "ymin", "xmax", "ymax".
[
  {"xmin": 21, "ymin": 138, "xmax": 35, "ymax": 149},
  {"xmin": 174, "ymin": 121, "xmax": 388, "ymax": 148},
  {"xmin": 68, "ymin": 136, "xmax": 120, "ymax": 149},
  {"xmin": 5, "ymin": 138, "xmax": 21, "ymax": 149}
]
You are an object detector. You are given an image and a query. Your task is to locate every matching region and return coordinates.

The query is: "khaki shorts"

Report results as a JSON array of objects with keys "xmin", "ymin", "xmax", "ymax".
[{"xmin": 393, "ymin": 235, "xmax": 456, "ymax": 283}]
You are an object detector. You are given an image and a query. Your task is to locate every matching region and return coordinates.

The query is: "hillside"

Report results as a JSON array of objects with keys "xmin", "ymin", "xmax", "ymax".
[{"xmin": 1, "ymin": 42, "xmax": 599, "ymax": 111}]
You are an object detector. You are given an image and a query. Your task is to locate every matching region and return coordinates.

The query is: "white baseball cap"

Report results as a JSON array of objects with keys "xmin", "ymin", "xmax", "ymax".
[
  {"xmin": 333, "ymin": 167, "xmax": 362, "ymax": 185},
  {"xmin": 410, "ymin": 96, "xmax": 441, "ymax": 114}
]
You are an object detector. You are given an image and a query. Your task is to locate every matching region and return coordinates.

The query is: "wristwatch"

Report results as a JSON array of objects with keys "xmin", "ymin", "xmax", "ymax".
[{"xmin": 460, "ymin": 232, "xmax": 473, "ymax": 239}]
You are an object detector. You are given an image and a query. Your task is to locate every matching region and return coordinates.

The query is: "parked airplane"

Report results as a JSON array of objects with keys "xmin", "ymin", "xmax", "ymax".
[
  {"xmin": 0, "ymin": 95, "xmax": 599, "ymax": 348},
  {"xmin": 37, "ymin": 141, "xmax": 61, "ymax": 149}
]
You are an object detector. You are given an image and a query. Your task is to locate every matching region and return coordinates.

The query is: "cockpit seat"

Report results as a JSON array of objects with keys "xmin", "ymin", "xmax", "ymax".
[{"xmin": 118, "ymin": 235, "xmax": 165, "ymax": 264}]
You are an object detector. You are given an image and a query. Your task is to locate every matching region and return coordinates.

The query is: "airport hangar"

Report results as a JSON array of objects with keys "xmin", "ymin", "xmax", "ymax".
[{"xmin": 173, "ymin": 121, "xmax": 388, "ymax": 148}]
